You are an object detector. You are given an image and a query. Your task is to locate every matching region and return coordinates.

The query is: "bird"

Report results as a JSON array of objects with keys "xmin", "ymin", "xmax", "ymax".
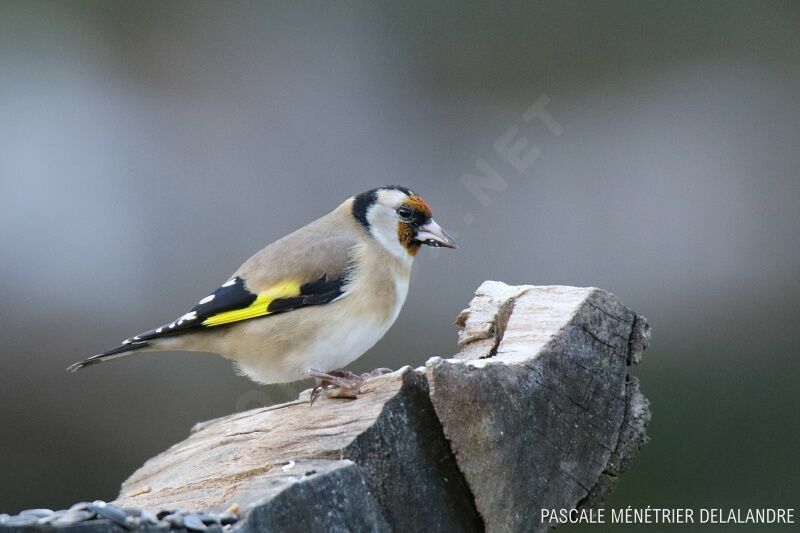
[{"xmin": 67, "ymin": 186, "xmax": 456, "ymax": 401}]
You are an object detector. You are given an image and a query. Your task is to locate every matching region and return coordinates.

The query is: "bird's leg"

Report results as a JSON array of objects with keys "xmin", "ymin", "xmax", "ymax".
[{"xmin": 308, "ymin": 368, "xmax": 393, "ymax": 404}]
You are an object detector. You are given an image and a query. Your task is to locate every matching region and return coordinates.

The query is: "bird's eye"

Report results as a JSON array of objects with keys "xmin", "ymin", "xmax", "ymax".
[{"xmin": 396, "ymin": 207, "xmax": 413, "ymax": 219}]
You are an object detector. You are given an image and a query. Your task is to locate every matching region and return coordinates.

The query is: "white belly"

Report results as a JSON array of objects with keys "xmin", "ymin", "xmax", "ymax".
[
  {"xmin": 231, "ymin": 315, "xmax": 393, "ymax": 384},
  {"xmin": 299, "ymin": 317, "xmax": 393, "ymax": 375}
]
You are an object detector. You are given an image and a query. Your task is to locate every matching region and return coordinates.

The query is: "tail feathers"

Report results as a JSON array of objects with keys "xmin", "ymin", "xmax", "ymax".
[{"xmin": 66, "ymin": 341, "xmax": 150, "ymax": 372}]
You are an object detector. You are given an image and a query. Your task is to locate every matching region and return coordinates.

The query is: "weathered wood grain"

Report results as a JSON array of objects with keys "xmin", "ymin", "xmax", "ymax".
[{"xmin": 115, "ymin": 368, "xmax": 481, "ymax": 532}]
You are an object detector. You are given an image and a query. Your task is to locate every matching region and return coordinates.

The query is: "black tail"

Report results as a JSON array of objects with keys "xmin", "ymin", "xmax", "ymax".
[{"xmin": 66, "ymin": 341, "xmax": 150, "ymax": 372}]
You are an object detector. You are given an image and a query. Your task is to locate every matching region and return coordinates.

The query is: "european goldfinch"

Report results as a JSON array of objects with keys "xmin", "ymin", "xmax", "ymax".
[{"xmin": 68, "ymin": 186, "xmax": 455, "ymax": 396}]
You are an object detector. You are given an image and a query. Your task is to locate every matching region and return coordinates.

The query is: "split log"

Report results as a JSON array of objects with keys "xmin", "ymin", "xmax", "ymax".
[
  {"xmin": 114, "ymin": 282, "xmax": 651, "ymax": 532},
  {"xmin": 427, "ymin": 283, "xmax": 651, "ymax": 532}
]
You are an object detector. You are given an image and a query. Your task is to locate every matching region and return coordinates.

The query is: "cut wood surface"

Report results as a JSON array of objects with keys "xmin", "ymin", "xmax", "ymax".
[{"xmin": 114, "ymin": 282, "xmax": 651, "ymax": 532}]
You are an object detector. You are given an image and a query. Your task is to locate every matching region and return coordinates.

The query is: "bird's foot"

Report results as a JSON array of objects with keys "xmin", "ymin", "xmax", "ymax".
[{"xmin": 308, "ymin": 368, "xmax": 392, "ymax": 405}]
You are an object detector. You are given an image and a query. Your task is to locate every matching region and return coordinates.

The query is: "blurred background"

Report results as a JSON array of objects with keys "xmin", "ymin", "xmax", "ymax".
[{"xmin": 1, "ymin": 1, "xmax": 798, "ymax": 530}]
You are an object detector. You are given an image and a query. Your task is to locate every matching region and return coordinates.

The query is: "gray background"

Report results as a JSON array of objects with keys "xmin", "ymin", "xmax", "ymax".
[{"xmin": 1, "ymin": 1, "xmax": 798, "ymax": 529}]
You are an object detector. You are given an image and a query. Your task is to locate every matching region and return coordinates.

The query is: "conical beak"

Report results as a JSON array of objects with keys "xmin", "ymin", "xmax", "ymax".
[{"xmin": 416, "ymin": 219, "xmax": 457, "ymax": 249}]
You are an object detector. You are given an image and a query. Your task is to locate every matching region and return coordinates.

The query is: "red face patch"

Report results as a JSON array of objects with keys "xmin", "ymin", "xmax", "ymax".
[
  {"xmin": 404, "ymin": 196, "xmax": 432, "ymax": 220},
  {"xmin": 396, "ymin": 195, "xmax": 433, "ymax": 256}
]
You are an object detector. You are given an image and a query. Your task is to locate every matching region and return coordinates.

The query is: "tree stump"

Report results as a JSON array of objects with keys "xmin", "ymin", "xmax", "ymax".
[{"xmin": 114, "ymin": 282, "xmax": 651, "ymax": 532}]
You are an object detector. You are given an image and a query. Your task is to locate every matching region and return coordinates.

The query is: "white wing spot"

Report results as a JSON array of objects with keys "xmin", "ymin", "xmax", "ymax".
[
  {"xmin": 199, "ymin": 294, "xmax": 215, "ymax": 305},
  {"xmin": 177, "ymin": 311, "xmax": 197, "ymax": 325},
  {"xmin": 222, "ymin": 278, "xmax": 237, "ymax": 287},
  {"xmin": 156, "ymin": 327, "xmax": 163, "ymax": 333}
]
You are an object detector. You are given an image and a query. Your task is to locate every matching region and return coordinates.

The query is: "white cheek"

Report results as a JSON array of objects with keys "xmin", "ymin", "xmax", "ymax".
[
  {"xmin": 374, "ymin": 226, "xmax": 407, "ymax": 259},
  {"xmin": 367, "ymin": 208, "xmax": 408, "ymax": 259}
]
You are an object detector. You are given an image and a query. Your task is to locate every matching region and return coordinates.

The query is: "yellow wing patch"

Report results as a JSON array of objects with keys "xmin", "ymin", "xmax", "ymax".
[{"xmin": 201, "ymin": 281, "xmax": 301, "ymax": 327}]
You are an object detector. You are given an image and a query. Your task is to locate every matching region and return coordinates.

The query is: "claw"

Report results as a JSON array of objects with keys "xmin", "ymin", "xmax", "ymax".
[
  {"xmin": 307, "ymin": 368, "xmax": 393, "ymax": 405},
  {"xmin": 309, "ymin": 382, "xmax": 323, "ymax": 406}
]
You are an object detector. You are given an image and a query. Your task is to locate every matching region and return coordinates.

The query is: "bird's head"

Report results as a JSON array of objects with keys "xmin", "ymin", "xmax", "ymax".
[{"xmin": 352, "ymin": 186, "xmax": 456, "ymax": 258}]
